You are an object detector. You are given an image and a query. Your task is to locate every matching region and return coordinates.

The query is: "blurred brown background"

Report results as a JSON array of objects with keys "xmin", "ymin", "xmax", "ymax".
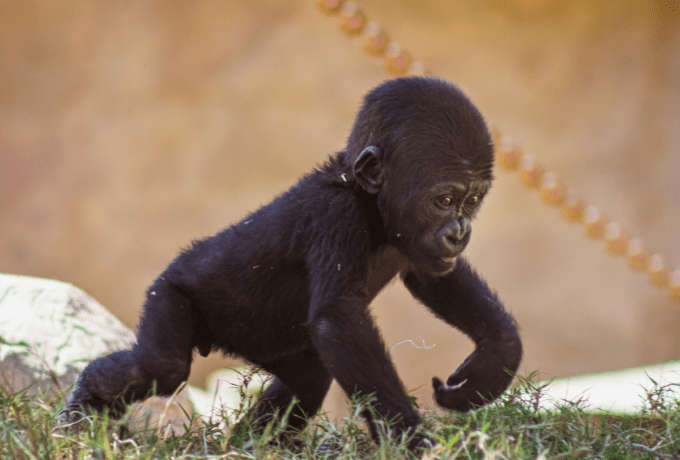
[{"xmin": 1, "ymin": 0, "xmax": 679, "ymax": 418}]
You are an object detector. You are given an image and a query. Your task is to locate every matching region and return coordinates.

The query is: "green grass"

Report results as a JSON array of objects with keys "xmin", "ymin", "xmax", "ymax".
[{"xmin": 2, "ymin": 373, "xmax": 679, "ymax": 459}]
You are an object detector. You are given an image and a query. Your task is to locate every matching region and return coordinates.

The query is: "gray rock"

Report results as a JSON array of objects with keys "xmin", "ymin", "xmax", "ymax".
[
  {"xmin": 0, "ymin": 273, "xmax": 135, "ymax": 395},
  {"xmin": 0, "ymin": 273, "xmax": 199, "ymax": 435}
]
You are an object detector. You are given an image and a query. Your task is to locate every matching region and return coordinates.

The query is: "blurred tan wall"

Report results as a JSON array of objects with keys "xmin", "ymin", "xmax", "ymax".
[{"xmin": 1, "ymin": 0, "xmax": 679, "ymax": 418}]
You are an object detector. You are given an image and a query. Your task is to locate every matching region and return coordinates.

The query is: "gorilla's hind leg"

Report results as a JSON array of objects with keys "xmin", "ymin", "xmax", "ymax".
[
  {"xmin": 64, "ymin": 279, "xmax": 195, "ymax": 422},
  {"xmin": 245, "ymin": 348, "xmax": 333, "ymax": 435}
]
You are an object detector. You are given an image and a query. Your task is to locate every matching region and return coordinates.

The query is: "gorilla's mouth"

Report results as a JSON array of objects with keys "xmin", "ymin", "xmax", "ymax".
[{"xmin": 424, "ymin": 254, "xmax": 457, "ymax": 274}]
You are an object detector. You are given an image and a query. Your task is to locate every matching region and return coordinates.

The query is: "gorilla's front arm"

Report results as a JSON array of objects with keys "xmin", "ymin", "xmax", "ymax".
[
  {"xmin": 303, "ymin": 223, "xmax": 423, "ymax": 441},
  {"xmin": 306, "ymin": 291, "xmax": 422, "ymax": 440},
  {"xmin": 402, "ymin": 258, "xmax": 522, "ymax": 411}
]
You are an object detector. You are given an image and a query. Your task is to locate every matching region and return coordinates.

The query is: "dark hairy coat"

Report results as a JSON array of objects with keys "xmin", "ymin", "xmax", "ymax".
[{"xmin": 64, "ymin": 77, "xmax": 522, "ymax": 452}]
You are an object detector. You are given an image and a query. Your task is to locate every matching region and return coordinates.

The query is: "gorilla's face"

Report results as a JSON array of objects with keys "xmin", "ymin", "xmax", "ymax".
[{"xmin": 383, "ymin": 173, "xmax": 490, "ymax": 275}]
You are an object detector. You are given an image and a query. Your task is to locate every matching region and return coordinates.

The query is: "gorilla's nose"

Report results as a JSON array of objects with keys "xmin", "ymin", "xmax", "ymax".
[{"xmin": 441, "ymin": 217, "xmax": 470, "ymax": 250}]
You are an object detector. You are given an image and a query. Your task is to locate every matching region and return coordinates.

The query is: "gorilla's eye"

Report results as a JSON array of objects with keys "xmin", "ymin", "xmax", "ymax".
[
  {"xmin": 466, "ymin": 195, "xmax": 480, "ymax": 206},
  {"xmin": 437, "ymin": 196, "xmax": 454, "ymax": 208}
]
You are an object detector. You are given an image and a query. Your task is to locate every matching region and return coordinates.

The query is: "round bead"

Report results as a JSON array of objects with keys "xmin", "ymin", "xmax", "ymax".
[
  {"xmin": 519, "ymin": 155, "xmax": 544, "ymax": 188},
  {"xmin": 384, "ymin": 43, "xmax": 412, "ymax": 75},
  {"xmin": 561, "ymin": 190, "xmax": 585, "ymax": 223},
  {"xmin": 363, "ymin": 22, "xmax": 389, "ymax": 56},
  {"xmin": 604, "ymin": 222, "xmax": 628, "ymax": 256},
  {"xmin": 670, "ymin": 270, "xmax": 680, "ymax": 302},
  {"xmin": 583, "ymin": 206, "xmax": 607, "ymax": 239},
  {"xmin": 316, "ymin": 0, "xmax": 344, "ymax": 15},
  {"xmin": 496, "ymin": 137, "xmax": 521, "ymax": 170},
  {"xmin": 626, "ymin": 238, "xmax": 650, "ymax": 272},
  {"xmin": 648, "ymin": 254, "xmax": 670, "ymax": 288},
  {"xmin": 407, "ymin": 61, "xmax": 426, "ymax": 76},
  {"xmin": 540, "ymin": 172, "xmax": 566, "ymax": 206},
  {"xmin": 340, "ymin": 2, "xmax": 366, "ymax": 35}
]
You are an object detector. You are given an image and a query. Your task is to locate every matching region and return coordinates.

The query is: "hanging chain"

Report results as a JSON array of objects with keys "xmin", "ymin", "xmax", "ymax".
[{"xmin": 315, "ymin": 0, "xmax": 680, "ymax": 303}]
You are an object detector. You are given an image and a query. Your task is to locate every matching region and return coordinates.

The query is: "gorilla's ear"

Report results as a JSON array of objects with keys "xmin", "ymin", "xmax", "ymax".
[{"xmin": 353, "ymin": 146, "xmax": 384, "ymax": 194}]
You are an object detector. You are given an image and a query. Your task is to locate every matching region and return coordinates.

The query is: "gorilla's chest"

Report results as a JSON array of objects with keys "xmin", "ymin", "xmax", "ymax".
[{"xmin": 366, "ymin": 246, "xmax": 408, "ymax": 300}]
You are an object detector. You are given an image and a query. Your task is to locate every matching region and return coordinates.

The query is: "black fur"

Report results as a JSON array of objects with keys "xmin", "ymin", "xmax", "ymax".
[{"xmin": 64, "ymin": 77, "xmax": 521, "ymax": 450}]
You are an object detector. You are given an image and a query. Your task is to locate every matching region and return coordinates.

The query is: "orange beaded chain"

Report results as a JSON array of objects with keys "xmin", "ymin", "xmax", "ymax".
[{"xmin": 316, "ymin": 0, "xmax": 680, "ymax": 302}]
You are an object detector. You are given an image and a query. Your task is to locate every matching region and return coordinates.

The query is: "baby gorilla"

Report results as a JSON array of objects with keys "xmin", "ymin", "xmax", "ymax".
[{"xmin": 64, "ymin": 76, "xmax": 522, "ymax": 450}]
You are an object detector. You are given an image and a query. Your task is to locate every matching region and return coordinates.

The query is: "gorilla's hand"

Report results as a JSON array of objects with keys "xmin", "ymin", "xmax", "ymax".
[{"xmin": 432, "ymin": 332, "xmax": 521, "ymax": 411}]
